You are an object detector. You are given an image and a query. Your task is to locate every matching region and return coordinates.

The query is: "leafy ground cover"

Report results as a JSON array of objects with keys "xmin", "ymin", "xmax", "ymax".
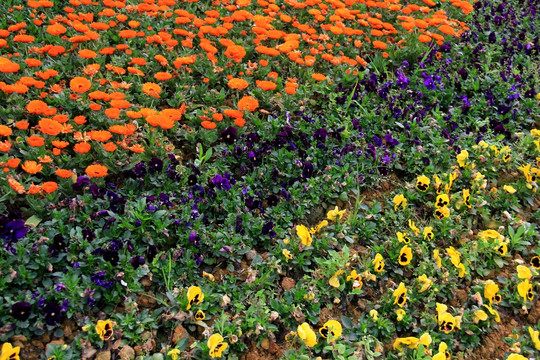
[{"xmin": 0, "ymin": 0, "xmax": 539, "ymax": 359}]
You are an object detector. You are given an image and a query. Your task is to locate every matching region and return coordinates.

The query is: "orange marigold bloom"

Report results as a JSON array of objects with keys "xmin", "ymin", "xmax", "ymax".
[
  {"xmin": 52, "ymin": 140, "xmax": 69, "ymax": 148},
  {"xmin": 69, "ymin": 76, "xmax": 92, "ymax": 94},
  {"xmin": 26, "ymin": 99, "xmax": 48, "ymax": 114},
  {"xmin": 373, "ymin": 40, "xmax": 387, "ymax": 50},
  {"xmin": 129, "ymin": 143, "xmax": 145, "ymax": 153},
  {"xmin": 237, "ymin": 96, "xmax": 259, "ymax": 111},
  {"xmin": 439, "ymin": 25, "xmax": 455, "ymax": 35},
  {"xmin": 55, "ymin": 169, "xmax": 74, "ymax": 178},
  {"xmin": 418, "ymin": 34, "xmax": 432, "ymax": 43},
  {"xmin": 234, "ymin": 118, "xmax": 246, "ymax": 127},
  {"xmin": 6, "ymin": 158, "xmax": 20, "ymax": 168},
  {"xmin": 103, "ymin": 142, "xmax": 117, "ymax": 152},
  {"xmin": 47, "ymin": 23, "xmax": 67, "ymax": 35},
  {"xmin": 90, "ymin": 130, "xmax": 112, "ymax": 142},
  {"xmin": 15, "ymin": 121, "xmax": 29, "ymax": 130},
  {"xmin": 41, "ymin": 181, "xmax": 58, "ymax": 193},
  {"xmin": 224, "ymin": 45, "xmax": 246, "ymax": 62},
  {"xmin": 7, "ymin": 176, "xmax": 25, "ymax": 194},
  {"xmin": 224, "ymin": 109, "xmax": 243, "ymax": 118},
  {"xmin": 38, "ymin": 155, "xmax": 53, "ymax": 163},
  {"xmin": 228, "ymin": 78, "xmax": 249, "ymax": 89},
  {"xmin": 142, "ymin": 82, "xmax": 161, "ymax": 98},
  {"xmin": 21, "ymin": 160, "xmax": 43, "ymax": 174},
  {"xmin": 311, "ymin": 73, "xmax": 327, "ymax": 81},
  {"xmin": 27, "ymin": 135, "xmax": 45, "ymax": 147},
  {"xmin": 104, "ymin": 108, "xmax": 121, "ymax": 119},
  {"xmin": 85, "ymin": 164, "xmax": 108, "ymax": 177},
  {"xmin": 39, "ymin": 118, "xmax": 63, "ymax": 136},
  {"xmin": 73, "ymin": 116, "xmax": 87, "ymax": 125},
  {"xmin": 256, "ymin": 80, "xmax": 277, "ymax": 91},
  {"xmin": 0, "ymin": 140, "xmax": 11, "ymax": 152},
  {"xmin": 25, "ymin": 58, "xmax": 42, "ymax": 67},
  {"xmin": 78, "ymin": 49, "xmax": 97, "ymax": 59},
  {"xmin": 154, "ymin": 72, "xmax": 172, "ymax": 81},
  {"xmin": 201, "ymin": 120, "xmax": 216, "ymax": 129},
  {"xmin": 74, "ymin": 142, "xmax": 91, "ymax": 153},
  {"xmin": 0, "ymin": 125, "xmax": 12, "ymax": 137}
]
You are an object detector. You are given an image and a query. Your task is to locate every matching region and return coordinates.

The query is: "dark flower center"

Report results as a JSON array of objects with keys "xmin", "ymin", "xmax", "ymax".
[{"xmin": 400, "ymin": 253, "xmax": 408, "ymax": 263}]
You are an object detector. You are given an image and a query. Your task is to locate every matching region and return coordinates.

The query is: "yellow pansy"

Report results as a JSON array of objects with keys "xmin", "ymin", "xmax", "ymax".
[
  {"xmin": 372, "ymin": 253, "xmax": 385, "ymax": 272},
  {"xmin": 399, "ymin": 245, "xmax": 412, "ymax": 266},
  {"xmin": 327, "ymin": 206, "xmax": 346, "ymax": 221},
  {"xmin": 0, "ymin": 343, "xmax": 20, "ymax": 360},
  {"xmin": 423, "ymin": 227, "xmax": 434, "ymax": 241},
  {"xmin": 457, "ymin": 263, "xmax": 466, "ymax": 278},
  {"xmin": 282, "ymin": 249, "xmax": 293, "ymax": 260},
  {"xmin": 416, "ymin": 175, "xmax": 430, "ymax": 192},
  {"xmin": 168, "ymin": 349, "xmax": 181, "ymax": 360},
  {"xmin": 433, "ymin": 249, "xmax": 442, "ymax": 268},
  {"xmin": 319, "ymin": 320, "xmax": 342, "ymax": 342},
  {"xmin": 186, "ymin": 286, "xmax": 204, "ymax": 310},
  {"xmin": 96, "ymin": 320, "xmax": 114, "ymax": 341},
  {"xmin": 396, "ymin": 308, "xmax": 406, "ymax": 321},
  {"xmin": 484, "ymin": 304, "xmax": 501, "ymax": 322},
  {"xmin": 393, "ymin": 282, "xmax": 407, "ymax": 307},
  {"xmin": 310, "ymin": 220, "xmax": 328, "ymax": 234},
  {"xmin": 432, "ymin": 342, "xmax": 449, "ymax": 360},
  {"xmin": 417, "ymin": 274, "xmax": 433, "ymax": 293},
  {"xmin": 297, "ymin": 323, "xmax": 317, "ymax": 347},
  {"xmin": 517, "ymin": 279, "xmax": 534, "ymax": 302},
  {"xmin": 506, "ymin": 354, "xmax": 527, "ymax": 360},
  {"xmin": 463, "ymin": 189, "xmax": 471, "ymax": 208},
  {"xmin": 518, "ymin": 163, "xmax": 532, "ymax": 182},
  {"xmin": 484, "ymin": 280, "xmax": 501, "ymax": 305},
  {"xmin": 434, "ymin": 206, "xmax": 450, "ymax": 220},
  {"xmin": 528, "ymin": 326, "xmax": 540, "ymax": 350},
  {"xmin": 369, "ymin": 310, "xmax": 378, "ymax": 321},
  {"xmin": 397, "ymin": 231, "xmax": 411, "ymax": 244},
  {"xmin": 393, "ymin": 337, "xmax": 420, "ymax": 350},
  {"xmin": 195, "ymin": 310, "xmax": 205, "ymax": 321},
  {"xmin": 446, "ymin": 247, "xmax": 461, "ymax": 267},
  {"xmin": 329, "ymin": 269, "xmax": 345, "ymax": 288},
  {"xmin": 517, "ymin": 265, "xmax": 532, "ymax": 280},
  {"xmin": 503, "ymin": 185, "xmax": 517, "ymax": 194},
  {"xmin": 472, "ymin": 310, "xmax": 488, "ymax": 323},
  {"xmin": 408, "ymin": 220, "xmax": 420, "ymax": 236},
  {"xmin": 456, "ymin": 150, "xmax": 469, "ymax": 167},
  {"xmin": 478, "ymin": 230, "xmax": 504, "ymax": 241},
  {"xmin": 296, "ymin": 224, "xmax": 313, "ymax": 247},
  {"xmin": 438, "ymin": 312, "xmax": 457, "ymax": 334},
  {"xmin": 435, "ymin": 194, "xmax": 450, "ymax": 208},
  {"xmin": 494, "ymin": 240, "xmax": 508, "ymax": 256},
  {"xmin": 393, "ymin": 194, "xmax": 407, "ymax": 211},
  {"xmin": 207, "ymin": 334, "xmax": 228, "ymax": 358},
  {"xmin": 433, "ymin": 174, "xmax": 443, "ymax": 194},
  {"xmin": 346, "ymin": 270, "xmax": 362, "ymax": 290}
]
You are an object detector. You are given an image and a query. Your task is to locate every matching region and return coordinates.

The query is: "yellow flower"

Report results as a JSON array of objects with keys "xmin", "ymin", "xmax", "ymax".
[
  {"xmin": 433, "ymin": 174, "xmax": 443, "ymax": 194},
  {"xmin": 283, "ymin": 238, "xmax": 290, "ymax": 244},
  {"xmin": 506, "ymin": 354, "xmax": 527, "ymax": 360},
  {"xmin": 397, "ymin": 231, "xmax": 411, "ymax": 244},
  {"xmin": 319, "ymin": 320, "xmax": 342, "ymax": 342},
  {"xmin": 296, "ymin": 224, "xmax": 313, "ymax": 247},
  {"xmin": 478, "ymin": 230, "xmax": 504, "ymax": 241},
  {"xmin": 484, "ymin": 280, "xmax": 501, "ymax": 305},
  {"xmin": 369, "ymin": 309, "xmax": 378, "ymax": 321},
  {"xmin": 478, "ymin": 140, "xmax": 489, "ymax": 149},
  {"xmin": 297, "ymin": 323, "xmax": 317, "ymax": 347},
  {"xmin": 456, "ymin": 150, "xmax": 469, "ymax": 167},
  {"xmin": 167, "ymin": 349, "xmax": 181, "ymax": 360},
  {"xmin": 472, "ymin": 310, "xmax": 488, "ymax": 323},
  {"xmin": 96, "ymin": 320, "xmax": 114, "ymax": 341},
  {"xmin": 432, "ymin": 342, "xmax": 449, "ymax": 360},
  {"xmin": 435, "ymin": 194, "xmax": 450, "ymax": 208},
  {"xmin": 393, "ymin": 282, "xmax": 407, "ymax": 307},
  {"xmin": 399, "ymin": 245, "xmax": 412, "ymax": 266},
  {"xmin": 393, "ymin": 337, "xmax": 419, "ymax": 350},
  {"xmin": 418, "ymin": 333, "xmax": 432, "ymax": 349},
  {"xmin": 517, "ymin": 279, "xmax": 534, "ymax": 302},
  {"xmin": 517, "ymin": 265, "xmax": 532, "ymax": 280},
  {"xmin": 532, "ymin": 256, "xmax": 540, "ymax": 269},
  {"xmin": 327, "ymin": 206, "xmax": 346, "ymax": 221},
  {"xmin": 494, "ymin": 240, "xmax": 508, "ymax": 256},
  {"xmin": 186, "ymin": 286, "xmax": 204, "ymax": 310},
  {"xmin": 408, "ymin": 220, "xmax": 420, "ymax": 236},
  {"xmin": 203, "ymin": 272, "xmax": 215, "ymax": 281},
  {"xmin": 434, "ymin": 206, "xmax": 450, "ymax": 220},
  {"xmin": 416, "ymin": 175, "xmax": 430, "ymax": 192},
  {"xmin": 304, "ymin": 292, "xmax": 315, "ymax": 301},
  {"xmin": 0, "ymin": 343, "xmax": 20, "ymax": 360},
  {"xmin": 457, "ymin": 263, "xmax": 466, "ymax": 278},
  {"xmin": 195, "ymin": 310, "xmax": 205, "ymax": 321},
  {"xmin": 446, "ymin": 247, "xmax": 461, "ymax": 267},
  {"xmin": 433, "ymin": 249, "xmax": 442, "ymax": 268},
  {"xmin": 463, "ymin": 189, "xmax": 471, "ymax": 208},
  {"xmin": 484, "ymin": 304, "xmax": 501, "ymax": 322},
  {"xmin": 208, "ymin": 334, "xmax": 228, "ymax": 358},
  {"xmin": 346, "ymin": 270, "xmax": 362, "ymax": 290},
  {"xmin": 518, "ymin": 163, "xmax": 532, "ymax": 182},
  {"xmin": 396, "ymin": 308, "xmax": 406, "ymax": 321},
  {"xmin": 528, "ymin": 326, "xmax": 540, "ymax": 350},
  {"xmin": 310, "ymin": 220, "xmax": 328, "ymax": 234},
  {"xmin": 503, "ymin": 185, "xmax": 516, "ymax": 194},
  {"xmin": 500, "ymin": 146, "xmax": 511, "ymax": 162},
  {"xmin": 393, "ymin": 194, "xmax": 407, "ymax": 211},
  {"xmin": 417, "ymin": 274, "xmax": 433, "ymax": 293},
  {"xmin": 372, "ymin": 253, "xmax": 385, "ymax": 272},
  {"xmin": 282, "ymin": 249, "xmax": 293, "ymax": 261},
  {"xmin": 438, "ymin": 312, "xmax": 457, "ymax": 333},
  {"xmin": 532, "ymin": 129, "xmax": 540, "ymax": 138},
  {"xmin": 329, "ymin": 270, "xmax": 345, "ymax": 288},
  {"xmin": 423, "ymin": 227, "xmax": 434, "ymax": 241}
]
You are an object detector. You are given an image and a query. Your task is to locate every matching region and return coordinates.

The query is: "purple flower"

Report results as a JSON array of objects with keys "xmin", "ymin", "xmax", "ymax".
[
  {"xmin": 133, "ymin": 162, "xmax": 147, "ymax": 177},
  {"xmin": 148, "ymin": 157, "xmax": 163, "ymax": 174},
  {"xmin": 130, "ymin": 256, "xmax": 146, "ymax": 269},
  {"xmin": 221, "ymin": 126, "xmax": 238, "ymax": 145},
  {"xmin": 211, "ymin": 174, "xmax": 231, "ymax": 191},
  {"xmin": 188, "ymin": 232, "xmax": 201, "ymax": 248},
  {"xmin": 262, "ymin": 221, "xmax": 276, "ymax": 238},
  {"xmin": 72, "ymin": 175, "xmax": 90, "ymax": 191},
  {"xmin": 43, "ymin": 302, "xmax": 63, "ymax": 326},
  {"xmin": 11, "ymin": 301, "xmax": 31, "ymax": 321},
  {"xmin": 55, "ymin": 283, "xmax": 66, "ymax": 291},
  {"xmin": 2, "ymin": 219, "xmax": 28, "ymax": 242}
]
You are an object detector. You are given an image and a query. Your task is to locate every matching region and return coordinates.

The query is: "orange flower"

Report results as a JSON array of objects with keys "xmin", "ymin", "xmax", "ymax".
[
  {"xmin": 15, "ymin": 121, "xmax": 29, "ymax": 130},
  {"xmin": 418, "ymin": 34, "xmax": 432, "ymax": 43},
  {"xmin": 142, "ymin": 82, "xmax": 161, "ymax": 98},
  {"xmin": 27, "ymin": 135, "xmax": 45, "ymax": 147},
  {"xmin": 256, "ymin": 80, "xmax": 277, "ymax": 91},
  {"xmin": 0, "ymin": 140, "xmax": 12, "ymax": 152},
  {"xmin": 47, "ymin": 23, "xmax": 67, "ymax": 35},
  {"xmin": 0, "ymin": 125, "xmax": 12, "ymax": 137},
  {"xmin": 78, "ymin": 49, "xmax": 97, "ymax": 59},
  {"xmin": 7, "ymin": 176, "xmax": 25, "ymax": 194},
  {"xmin": 224, "ymin": 109, "xmax": 243, "ymax": 118},
  {"xmin": 154, "ymin": 72, "xmax": 172, "ymax": 81},
  {"xmin": 39, "ymin": 155, "xmax": 53, "ymax": 163},
  {"xmin": 373, "ymin": 41, "xmax": 387, "ymax": 50},
  {"xmin": 234, "ymin": 118, "xmax": 246, "ymax": 127},
  {"xmin": 52, "ymin": 140, "xmax": 69, "ymax": 149},
  {"xmin": 228, "ymin": 78, "xmax": 249, "ymax": 89},
  {"xmin": 224, "ymin": 44, "xmax": 246, "ymax": 62},
  {"xmin": 129, "ymin": 144, "xmax": 145, "ymax": 153},
  {"xmin": 90, "ymin": 130, "xmax": 113, "ymax": 142},
  {"xmin": 201, "ymin": 120, "xmax": 216, "ymax": 129},
  {"xmin": 41, "ymin": 181, "xmax": 58, "ymax": 194},
  {"xmin": 6, "ymin": 158, "xmax": 20, "ymax": 168},
  {"xmin": 237, "ymin": 96, "xmax": 259, "ymax": 112},
  {"xmin": 311, "ymin": 73, "xmax": 327, "ymax": 81},
  {"xmin": 74, "ymin": 142, "xmax": 91, "ymax": 153},
  {"xmin": 26, "ymin": 99, "xmax": 48, "ymax": 114},
  {"xmin": 27, "ymin": 183, "xmax": 41, "ymax": 195},
  {"xmin": 103, "ymin": 142, "xmax": 117, "ymax": 152},
  {"xmin": 55, "ymin": 169, "xmax": 74, "ymax": 178},
  {"xmin": 439, "ymin": 25, "xmax": 455, "ymax": 35},
  {"xmin": 39, "ymin": 118, "xmax": 63, "ymax": 136},
  {"xmin": 70, "ymin": 77, "xmax": 92, "ymax": 93},
  {"xmin": 21, "ymin": 160, "xmax": 43, "ymax": 174},
  {"xmin": 85, "ymin": 164, "xmax": 108, "ymax": 177}
]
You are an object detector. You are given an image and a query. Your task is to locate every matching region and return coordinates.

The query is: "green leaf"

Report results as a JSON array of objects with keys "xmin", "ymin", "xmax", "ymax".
[
  {"xmin": 340, "ymin": 315, "xmax": 353, "ymax": 329},
  {"xmin": 25, "ymin": 215, "xmax": 42, "ymax": 228}
]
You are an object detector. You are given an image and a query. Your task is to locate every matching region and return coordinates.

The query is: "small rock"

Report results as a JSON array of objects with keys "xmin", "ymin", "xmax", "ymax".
[
  {"xmin": 95, "ymin": 351, "xmax": 111, "ymax": 360},
  {"xmin": 140, "ymin": 276, "xmax": 152, "ymax": 288},
  {"xmin": 40, "ymin": 334, "xmax": 50, "ymax": 343},
  {"xmin": 133, "ymin": 346, "xmax": 142, "ymax": 356},
  {"xmin": 12, "ymin": 342, "xmax": 23, "ymax": 349},
  {"xmin": 142, "ymin": 339, "xmax": 154, "ymax": 353},
  {"xmin": 172, "ymin": 325, "xmax": 188, "ymax": 344},
  {"xmin": 118, "ymin": 346, "xmax": 135, "ymax": 360},
  {"xmin": 31, "ymin": 340, "xmax": 44, "ymax": 350},
  {"xmin": 281, "ymin": 277, "xmax": 295, "ymax": 290},
  {"xmin": 245, "ymin": 249, "xmax": 257, "ymax": 261},
  {"xmin": 260, "ymin": 338, "xmax": 269, "ymax": 350},
  {"xmin": 81, "ymin": 346, "xmax": 97, "ymax": 359}
]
